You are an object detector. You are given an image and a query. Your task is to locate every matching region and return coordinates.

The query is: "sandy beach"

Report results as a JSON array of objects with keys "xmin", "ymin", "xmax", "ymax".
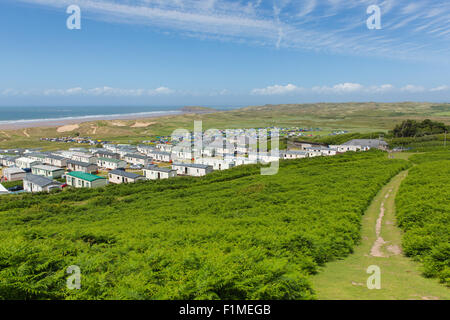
[{"xmin": 0, "ymin": 110, "xmax": 185, "ymax": 130}]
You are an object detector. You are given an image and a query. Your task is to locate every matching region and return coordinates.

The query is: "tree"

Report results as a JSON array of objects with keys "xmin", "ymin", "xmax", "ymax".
[{"xmin": 391, "ymin": 119, "xmax": 449, "ymax": 138}]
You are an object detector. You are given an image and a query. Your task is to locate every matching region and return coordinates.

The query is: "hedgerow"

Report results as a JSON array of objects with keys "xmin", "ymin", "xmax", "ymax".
[{"xmin": 0, "ymin": 151, "xmax": 409, "ymax": 299}]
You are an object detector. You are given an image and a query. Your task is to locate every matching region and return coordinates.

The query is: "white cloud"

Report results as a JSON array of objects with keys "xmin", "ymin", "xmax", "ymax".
[
  {"xmin": 150, "ymin": 87, "xmax": 174, "ymax": 95},
  {"xmin": 251, "ymin": 84, "xmax": 302, "ymax": 95},
  {"xmin": 430, "ymin": 85, "xmax": 450, "ymax": 92},
  {"xmin": 367, "ymin": 84, "xmax": 395, "ymax": 93},
  {"xmin": 401, "ymin": 84, "xmax": 426, "ymax": 93},
  {"xmin": 251, "ymin": 83, "xmax": 447, "ymax": 95},
  {"xmin": 331, "ymin": 82, "xmax": 363, "ymax": 93},
  {"xmin": 311, "ymin": 83, "xmax": 364, "ymax": 94},
  {"xmin": 2, "ymin": 84, "xmax": 449, "ymax": 98},
  {"xmin": 2, "ymin": 86, "xmax": 175, "ymax": 97},
  {"xmin": 43, "ymin": 87, "xmax": 83, "ymax": 96}
]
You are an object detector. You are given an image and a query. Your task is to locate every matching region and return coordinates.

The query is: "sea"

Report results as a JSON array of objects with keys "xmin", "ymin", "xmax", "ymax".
[{"xmin": 0, "ymin": 105, "xmax": 239, "ymax": 127}]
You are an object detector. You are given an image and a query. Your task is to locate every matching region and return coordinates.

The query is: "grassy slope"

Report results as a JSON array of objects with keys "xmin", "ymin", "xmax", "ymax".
[
  {"xmin": 312, "ymin": 154, "xmax": 450, "ymax": 299},
  {"xmin": 1, "ymin": 102, "xmax": 449, "ymax": 150},
  {"xmin": 395, "ymin": 152, "xmax": 450, "ymax": 285},
  {"xmin": 0, "ymin": 152, "xmax": 409, "ymax": 300}
]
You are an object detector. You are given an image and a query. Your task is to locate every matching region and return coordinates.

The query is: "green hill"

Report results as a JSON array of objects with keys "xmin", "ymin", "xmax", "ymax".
[{"xmin": 0, "ymin": 151, "xmax": 410, "ymax": 299}]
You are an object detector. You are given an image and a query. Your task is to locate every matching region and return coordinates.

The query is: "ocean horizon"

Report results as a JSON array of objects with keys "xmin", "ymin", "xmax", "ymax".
[{"xmin": 0, "ymin": 105, "xmax": 239, "ymax": 125}]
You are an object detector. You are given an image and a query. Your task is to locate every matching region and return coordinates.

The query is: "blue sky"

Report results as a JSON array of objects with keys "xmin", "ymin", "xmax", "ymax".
[{"xmin": 0, "ymin": 0, "xmax": 449, "ymax": 107}]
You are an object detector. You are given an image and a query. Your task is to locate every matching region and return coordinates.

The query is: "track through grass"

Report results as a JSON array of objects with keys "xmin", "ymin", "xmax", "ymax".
[{"xmin": 312, "ymin": 168, "xmax": 450, "ymax": 300}]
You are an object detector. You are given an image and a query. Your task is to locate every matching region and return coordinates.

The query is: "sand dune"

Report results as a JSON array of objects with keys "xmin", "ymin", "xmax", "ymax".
[
  {"xmin": 57, "ymin": 124, "xmax": 80, "ymax": 133},
  {"xmin": 131, "ymin": 121, "xmax": 156, "ymax": 128},
  {"xmin": 111, "ymin": 121, "xmax": 127, "ymax": 127}
]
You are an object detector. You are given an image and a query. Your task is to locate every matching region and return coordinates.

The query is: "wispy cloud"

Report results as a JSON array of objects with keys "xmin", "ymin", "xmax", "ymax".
[{"xmin": 14, "ymin": 0, "xmax": 450, "ymax": 61}]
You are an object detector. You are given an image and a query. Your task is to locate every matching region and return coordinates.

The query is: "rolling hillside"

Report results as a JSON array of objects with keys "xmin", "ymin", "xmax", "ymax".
[
  {"xmin": 1, "ymin": 102, "xmax": 449, "ymax": 150},
  {"xmin": 0, "ymin": 151, "xmax": 409, "ymax": 299}
]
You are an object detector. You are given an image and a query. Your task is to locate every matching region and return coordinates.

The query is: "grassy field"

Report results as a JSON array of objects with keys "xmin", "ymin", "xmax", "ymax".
[
  {"xmin": 1, "ymin": 102, "xmax": 449, "ymax": 300},
  {"xmin": 1, "ymin": 102, "xmax": 449, "ymax": 151},
  {"xmin": 312, "ymin": 165, "xmax": 450, "ymax": 300},
  {"xmin": 0, "ymin": 151, "xmax": 410, "ymax": 299}
]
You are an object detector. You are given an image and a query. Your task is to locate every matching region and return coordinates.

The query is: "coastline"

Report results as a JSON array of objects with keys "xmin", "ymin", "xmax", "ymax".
[{"xmin": 0, "ymin": 110, "xmax": 186, "ymax": 130}]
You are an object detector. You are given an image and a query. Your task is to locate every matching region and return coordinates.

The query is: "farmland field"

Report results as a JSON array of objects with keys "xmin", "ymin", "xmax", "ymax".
[{"xmin": 0, "ymin": 151, "xmax": 409, "ymax": 299}]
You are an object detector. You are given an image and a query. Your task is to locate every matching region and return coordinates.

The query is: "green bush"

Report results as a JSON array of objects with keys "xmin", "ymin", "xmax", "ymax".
[
  {"xmin": 0, "ymin": 151, "xmax": 409, "ymax": 299},
  {"xmin": 396, "ymin": 157, "xmax": 450, "ymax": 286}
]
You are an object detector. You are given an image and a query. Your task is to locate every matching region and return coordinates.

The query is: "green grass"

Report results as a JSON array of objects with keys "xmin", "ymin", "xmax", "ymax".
[
  {"xmin": 0, "ymin": 180, "xmax": 22, "ymax": 189},
  {"xmin": 0, "ymin": 151, "xmax": 409, "ymax": 299},
  {"xmin": 312, "ymin": 167, "xmax": 450, "ymax": 299},
  {"xmin": 396, "ymin": 154, "xmax": 450, "ymax": 286},
  {"xmin": 387, "ymin": 134, "xmax": 450, "ymax": 152}
]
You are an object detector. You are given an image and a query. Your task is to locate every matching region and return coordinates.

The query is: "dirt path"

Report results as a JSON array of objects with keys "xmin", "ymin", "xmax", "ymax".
[
  {"xmin": 312, "ymin": 169, "xmax": 450, "ymax": 300},
  {"xmin": 370, "ymin": 189, "xmax": 396, "ymax": 257}
]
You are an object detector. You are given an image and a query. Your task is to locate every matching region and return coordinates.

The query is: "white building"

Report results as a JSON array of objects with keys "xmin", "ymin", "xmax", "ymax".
[
  {"xmin": 26, "ymin": 153, "xmax": 47, "ymax": 163},
  {"xmin": 137, "ymin": 145, "xmax": 155, "ymax": 154},
  {"xmin": 45, "ymin": 154, "xmax": 68, "ymax": 167},
  {"xmin": 342, "ymin": 139, "xmax": 386, "ymax": 150},
  {"xmin": 329, "ymin": 145, "xmax": 359, "ymax": 152},
  {"xmin": 143, "ymin": 165, "xmax": 177, "ymax": 180},
  {"xmin": 97, "ymin": 157, "xmax": 127, "ymax": 170},
  {"xmin": 31, "ymin": 164, "xmax": 65, "ymax": 179},
  {"xmin": 224, "ymin": 156, "xmax": 257, "ymax": 166},
  {"xmin": 66, "ymin": 171, "xmax": 107, "ymax": 188},
  {"xmin": 248, "ymin": 152, "xmax": 281, "ymax": 163},
  {"xmin": 171, "ymin": 150, "xmax": 193, "ymax": 161},
  {"xmin": 194, "ymin": 157, "xmax": 235, "ymax": 170},
  {"xmin": 172, "ymin": 163, "xmax": 213, "ymax": 177},
  {"xmin": 23, "ymin": 174, "xmax": 63, "ymax": 193},
  {"xmin": 94, "ymin": 150, "xmax": 120, "ymax": 159},
  {"xmin": 124, "ymin": 153, "xmax": 151, "ymax": 166},
  {"xmin": 304, "ymin": 147, "xmax": 337, "ymax": 156},
  {"xmin": 71, "ymin": 152, "xmax": 97, "ymax": 164},
  {"xmin": 108, "ymin": 169, "xmax": 145, "ymax": 184},
  {"xmin": 1, "ymin": 156, "xmax": 19, "ymax": 167},
  {"xmin": 282, "ymin": 150, "xmax": 308, "ymax": 159},
  {"xmin": 148, "ymin": 151, "xmax": 172, "ymax": 162},
  {"xmin": 300, "ymin": 146, "xmax": 331, "ymax": 157},
  {"xmin": 200, "ymin": 146, "xmax": 216, "ymax": 157},
  {"xmin": 156, "ymin": 143, "xmax": 173, "ymax": 152},
  {"xmin": 3, "ymin": 167, "xmax": 26, "ymax": 181},
  {"xmin": 15, "ymin": 157, "xmax": 42, "ymax": 169},
  {"xmin": 235, "ymin": 144, "xmax": 249, "ymax": 154},
  {"xmin": 67, "ymin": 160, "xmax": 98, "ymax": 174}
]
